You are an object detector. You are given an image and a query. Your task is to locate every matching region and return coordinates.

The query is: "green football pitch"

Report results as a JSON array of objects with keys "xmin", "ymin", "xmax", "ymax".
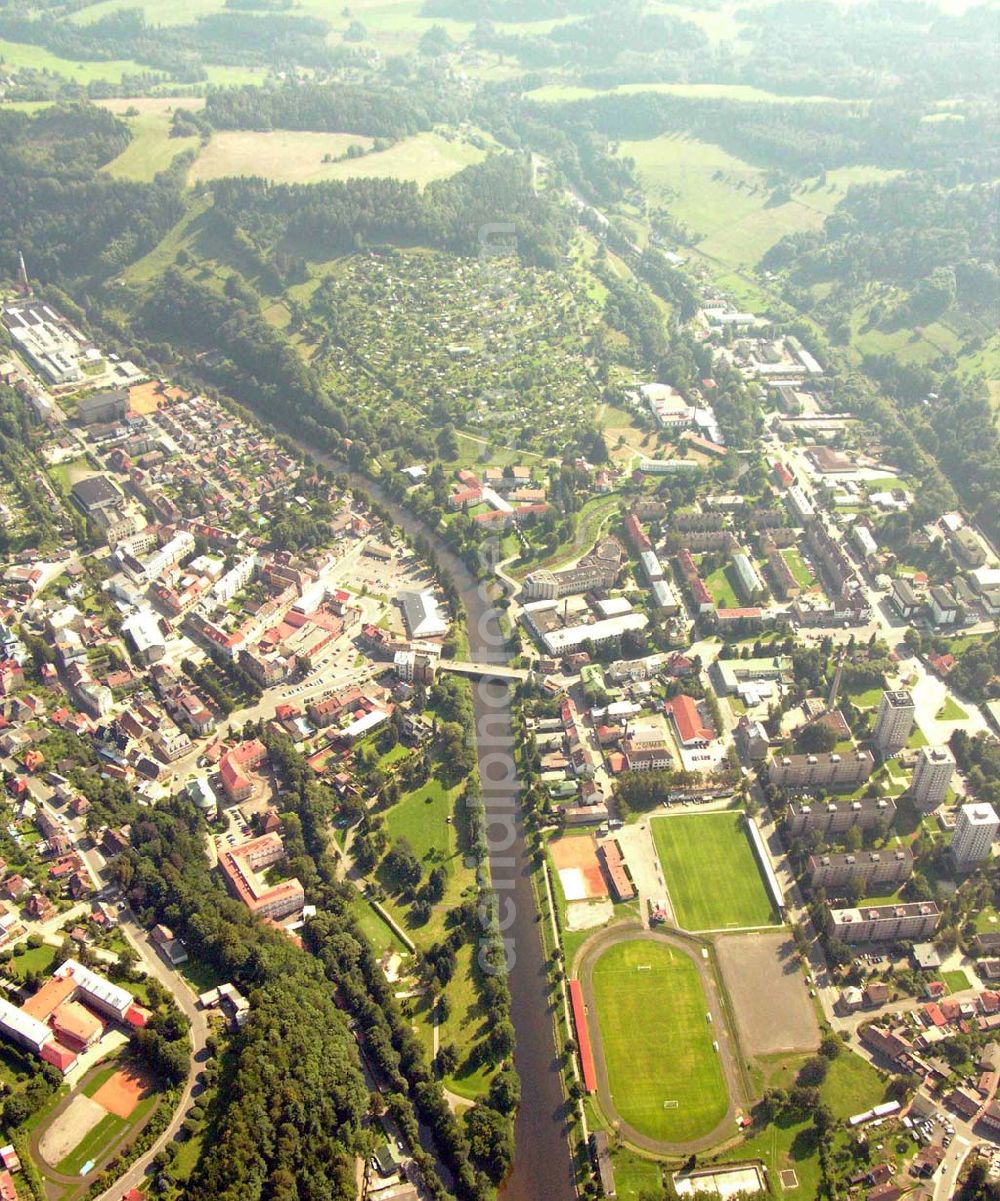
[
  {"xmin": 590, "ymin": 939, "xmax": 729, "ymax": 1142},
  {"xmin": 651, "ymin": 811, "xmax": 778, "ymax": 931}
]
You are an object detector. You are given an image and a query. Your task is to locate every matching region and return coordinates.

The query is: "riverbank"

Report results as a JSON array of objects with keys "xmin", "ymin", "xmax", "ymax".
[{"xmin": 306, "ymin": 450, "xmax": 578, "ymax": 1201}]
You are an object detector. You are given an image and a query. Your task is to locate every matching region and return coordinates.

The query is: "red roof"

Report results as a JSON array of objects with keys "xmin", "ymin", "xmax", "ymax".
[
  {"xmin": 664, "ymin": 695, "xmax": 714, "ymax": 744},
  {"xmin": 126, "ymin": 1004, "xmax": 152, "ymax": 1028},
  {"xmin": 924, "ymin": 1003, "xmax": 947, "ymax": 1027},
  {"xmin": 0, "ymin": 1170, "xmax": 15, "ymax": 1201},
  {"xmin": 40, "ymin": 1041, "xmax": 76, "ymax": 1072}
]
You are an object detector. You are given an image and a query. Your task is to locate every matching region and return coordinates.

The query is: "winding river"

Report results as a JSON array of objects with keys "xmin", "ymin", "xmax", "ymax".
[{"xmin": 319, "ymin": 460, "xmax": 577, "ymax": 1201}]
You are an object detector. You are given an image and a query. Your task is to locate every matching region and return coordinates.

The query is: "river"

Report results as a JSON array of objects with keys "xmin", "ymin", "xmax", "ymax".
[{"xmin": 319, "ymin": 460, "xmax": 577, "ymax": 1201}]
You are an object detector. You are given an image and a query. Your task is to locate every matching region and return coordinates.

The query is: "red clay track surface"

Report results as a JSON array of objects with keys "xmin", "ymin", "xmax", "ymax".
[{"xmin": 569, "ymin": 978, "xmax": 597, "ymax": 1093}]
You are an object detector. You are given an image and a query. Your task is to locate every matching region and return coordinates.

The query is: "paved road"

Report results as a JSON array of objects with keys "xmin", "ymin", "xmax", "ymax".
[{"xmin": 933, "ymin": 1133, "xmax": 971, "ymax": 1201}]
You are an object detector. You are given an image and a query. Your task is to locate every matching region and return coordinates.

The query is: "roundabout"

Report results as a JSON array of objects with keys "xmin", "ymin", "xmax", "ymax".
[{"xmin": 573, "ymin": 924, "xmax": 748, "ymax": 1155}]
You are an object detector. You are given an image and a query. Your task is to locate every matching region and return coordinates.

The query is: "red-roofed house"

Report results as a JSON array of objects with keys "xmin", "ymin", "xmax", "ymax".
[
  {"xmin": 0, "ymin": 1169, "xmax": 15, "ymax": 1201},
  {"xmin": 219, "ymin": 739, "xmax": 267, "ymax": 802},
  {"xmin": 924, "ymin": 1003, "xmax": 946, "ymax": 1028},
  {"xmin": 664, "ymin": 695, "xmax": 715, "ymax": 747},
  {"xmin": 929, "ymin": 653, "xmax": 955, "ymax": 676}
]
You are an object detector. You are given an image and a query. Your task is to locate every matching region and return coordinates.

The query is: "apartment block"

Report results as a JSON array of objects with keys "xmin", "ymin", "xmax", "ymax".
[
  {"xmin": 785, "ymin": 796, "xmax": 896, "ymax": 838},
  {"xmin": 219, "ymin": 833, "xmax": 304, "ymax": 920},
  {"xmin": 827, "ymin": 901, "xmax": 940, "ymax": 944},
  {"xmin": 768, "ymin": 749, "xmax": 874, "ymax": 791},
  {"xmin": 807, "ymin": 849, "xmax": 913, "ymax": 891}
]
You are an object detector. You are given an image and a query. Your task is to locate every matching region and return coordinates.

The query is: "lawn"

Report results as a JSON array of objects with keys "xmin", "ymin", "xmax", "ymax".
[
  {"xmin": 9, "ymin": 942, "xmax": 58, "ymax": 980},
  {"xmin": 381, "ymin": 776, "xmax": 462, "ymax": 879},
  {"xmin": 942, "ymin": 968, "xmax": 972, "ymax": 994},
  {"xmin": 46, "ymin": 456, "xmax": 94, "ymax": 497},
  {"xmin": 820, "ymin": 1050, "xmax": 887, "ymax": 1120},
  {"xmin": 704, "ymin": 563, "xmax": 740, "ymax": 609},
  {"xmin": 349, "ymin": 894, "xmax": 408, "ymax": 956},
  {"xmin": 376, "ymin": 771, "xmax": 493, "ymax": 1098},
  {"xmin": 192, "ymin": 130, "xmax": 487, "ymax": 189},
  {"xmin": 936, "ymin": 696, "xmax": 968, "ymax": 722},
  {"xmin": 651, "ymin": 812, "xmax": 778, "ymax": 931},
  {"xmin": 906, "ymin": 723, "xmax": 929, "ymax": 750},
  {"xmin": 512, "ymin": 493, "xmax": 620, "ymax": 580},
  {"xmin": 590, "ymin": 939, "xmax": 728, "ymax": 1142},
  {"xmin": 607, "ymin": 1147, "xmax": 666, "ymax": 1201},
  {"xmin": 782, "ymin": 547, "xmax": 814, "ymax": 589},
  {"xmin": 728, "ymin": 1113, "xmax": 821, "ymax": 1199},
  {"xmin": 177, "ymin": 954, "xmax": 225, "ymax": 996}
]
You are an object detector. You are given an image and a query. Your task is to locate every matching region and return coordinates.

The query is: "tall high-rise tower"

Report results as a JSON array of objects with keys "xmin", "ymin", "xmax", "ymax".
[
  {"xmin": 951, "ymin": 803, "xmax": 999, "ymax": 867},
  {"xmin": 911, "ymin": 745, "xmax": 954, "ymax": 812},
  {"xmin": 873, "ymin": 690, "xmax": 915, "ymax": 758}
]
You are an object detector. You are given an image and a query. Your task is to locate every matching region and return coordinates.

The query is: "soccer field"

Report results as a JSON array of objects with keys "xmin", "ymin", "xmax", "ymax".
[
  {"xmin": 590, "ymin": 940, "xmax": 729, "ymax": 1142},
  {"xmin": 652, "ymin": 812, "xmax": 778, "ymax": 931}
]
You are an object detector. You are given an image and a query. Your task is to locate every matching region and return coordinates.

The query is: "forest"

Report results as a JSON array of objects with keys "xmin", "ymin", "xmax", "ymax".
[
  {"xmin": 764, "ymin": 176, "xmax": 1000, "ymax": 327},
  {"xmin": 477, "ymin": 4, "xmax": 708, "ymax": 74},
  {"xmin": 204, "ymin": 152, "xmax": 568, "ymax": 270},
  {"xmin": 0, "ymin": 6, "xmax": 347, "ymax": 74},
  {"xmin": 474, "ymin": 0, "xmax": 996, "ymax": 102},
  {"xmin": 0, "ymin": 103, "xmax": 187, "ymax": 284},
  {"xmin": 89, "ymin": 793, "xmax": 370, "ymax": 1201},
  {"xmin": 204, "ymin": 82, "xmax": 449, "ymax": 140},
  {"xmin": 422, "ymin": 0, "xmax": 604, "ymax": 17},
  {"xmin": 540, "ymin": 90, "xmax": 997, "ymax": 178}
]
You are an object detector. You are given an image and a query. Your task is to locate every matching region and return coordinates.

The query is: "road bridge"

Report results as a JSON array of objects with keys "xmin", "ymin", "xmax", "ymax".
[{"xmin": 438, "ymin": 660, "xmax": 528, "ymax": 684}]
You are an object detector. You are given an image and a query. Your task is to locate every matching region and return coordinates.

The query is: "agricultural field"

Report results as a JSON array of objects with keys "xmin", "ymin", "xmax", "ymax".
[
  {"xmin": 651, "ymin": 812, "xmax": 778, "ymax": 931},
  {"xmin": 189, "ymin": 130, "xmax": 376, "ymax": 186},
  {"xmin": 622, "ymin": 134, "xmax": 897, "ymax": 272},
  {"xmin": 101, "ymin": 103, "xmax": 200, "ymax": 182},
  {"xmin": 589, "ymin": 939, "xmax": 728, "ymax": 1142},
  {"xmin": 0, "ymin": 36, "xmax": 145, "ymax": 84},
  {"xmin": 272, "ymin": 130, "xmax": 490, "ymax": 189}
]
